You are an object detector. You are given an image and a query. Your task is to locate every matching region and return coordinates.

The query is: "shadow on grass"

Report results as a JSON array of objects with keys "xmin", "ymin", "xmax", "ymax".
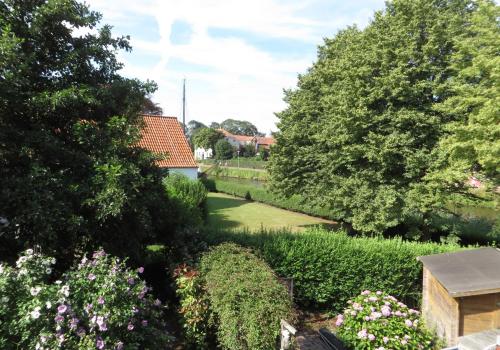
[{"xmin": 207, "ymin": 194, "xmax": 248, "ymax": 229}]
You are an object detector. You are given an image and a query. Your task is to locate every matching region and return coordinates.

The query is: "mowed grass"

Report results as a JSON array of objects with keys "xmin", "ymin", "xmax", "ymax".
[{"xmin": 207, "ymin": 192, "xmax": 338, "ymax": 232}]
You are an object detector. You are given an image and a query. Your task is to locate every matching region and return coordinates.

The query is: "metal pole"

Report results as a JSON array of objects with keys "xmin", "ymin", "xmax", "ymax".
[{"xmin": 182, "ymin": 78, "xmax": 186, "ymax": 134}]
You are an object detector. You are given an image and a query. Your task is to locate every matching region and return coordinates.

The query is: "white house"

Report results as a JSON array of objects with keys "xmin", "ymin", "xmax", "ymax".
[
  {"xmin": 138, "ymin": 115, "xmax": 199, "ymax": 180},
  {"xmin": 194, "ymin": 147, "xmax": 213, "ymax": 160}
]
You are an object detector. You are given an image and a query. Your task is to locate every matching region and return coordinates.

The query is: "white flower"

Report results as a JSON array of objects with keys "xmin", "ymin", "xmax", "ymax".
[
  {"xmin": 45, "ymin": 267, "xmax": 52, "ymax": 274},
  {"xmin": 18, "ymin": 268, "xmax": 27, "ymax": 276},
  {"xmin": 30, "ymin": 286, "xmax": 42, "ymax": 296},
  {"xmin": 26, "ymin": 249, "xmax": 34, "ymax": 255},
  {"xmin": 51, "ymin": 258, "xmax": 56, "ymax": 264},
  {"xmin": 60, "ymin": 285, "xmax": 70, "ymax": 297},
  {"xmin": 35, "ymin": 342, "xmax": 41, "ymax": 350},
  {"xmin": 55, "ymin": 280, "xmax": 62, "ymax": 285},
  {"xmin": 1, "ymin": 296, "xmax": 9, "ymax": 303},
  {"xmin": 16, "ymin": 256, "xmax": 27, "ymax": 267},
  {"xmin": 46, "ymin": 301, "xmax": 52, "ymax": 309},
  {"xmin": 0, "ymin": 264, "xmax": 4, "ymax": 274},
  {"xmin": 30, "ymin": 307, "xmax": 41, "ymax": 319}
]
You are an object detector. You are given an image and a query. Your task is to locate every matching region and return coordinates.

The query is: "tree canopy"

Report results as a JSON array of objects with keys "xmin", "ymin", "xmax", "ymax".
[
  {"xmin": 186, "ymin": 120, "xmax": 207, "ymax": 142},
  {"xmin": 220, "ymin": 119, "xmax": 262, "ymax": 136},
  {"xmin": 192, "ymin": 127, "xmax": 224, "ymax": 151},
  {"xmin": 0, "ymin": 0, "xmax": 173, "ymax": 264},
  {"xmin": 269, "ymin": 0, "xmax": 497, "ymax": 234},
  {"xmin": 215, "ymin": 139, "xmax": 234, "ymax": 160}
]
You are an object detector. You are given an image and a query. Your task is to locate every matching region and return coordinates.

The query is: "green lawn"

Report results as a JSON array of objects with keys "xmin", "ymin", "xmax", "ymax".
[{"xmin": 207, "ymin": 192, "xmax": 338, "ymax": 231}]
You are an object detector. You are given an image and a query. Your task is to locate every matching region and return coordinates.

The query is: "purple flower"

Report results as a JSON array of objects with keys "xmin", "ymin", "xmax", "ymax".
[
  {"xmin": 361, "ymin": 290, "xmax": 371, "ymax": 295},
  {"xmin": 88, "ymin": 273, "xmax": 96, "ymax": 281},
  {"xmin": 115, "ymin": 342, "xmax": 124, "ymax": 350},
  {"xmin": 335, "ymin": 315, "xmax": 343, "ymax": 327},
  {"xmin": 96, "ymin": 337, "xmax": 105, "ymax": 349},
  {"xmin": 77, "ymin": 328, "xmax": 86, "ymax": 337},
  {"xmin": 154, "ymin": 299, "xmax": 161, "ymax": 306},
  {"xmin": 364, "ymin": 316, "xmax": 370, "ymax": 321},
  {"xmin": 138, "ymin": 292, "xmax": 145, "ymax": 300},
  {"xmin": 381, "ymin": 305, "xmax": 391, "ymax": 317},
  {"xmin": 368, "ymin": 334, "xmax": 376, "ymax": 341},
  {"xmin": 54, "ymin": 315, "xmax": 64, "ymax": 323},
  {"xmin": 137, "ymin": 267, "xmax": 144, "ymax": 274},
  {"xmin": 141, "ymin": 319, "xmax": 148, "ymax": 327},
  {"xmin": 127, "ymin": 323, "xmax": 134, "ymax": 331},
  {"xmin": 85, "ymin": 303, "xmax": 93, "ymax": 313},
  {"xmin": 405, "ymin": 319, "xmax": 413, "ymax": 327},
  {"xmin": 383, "ymin": 336, "xmax": 389, "ymax": 344},
  {"xmin": 357, "ymin": 329, "xmax": 367, "ymax": 339},
  {"xmin": 69, "ymin": 318, "xmax": 79, "ymax": 330},
  {"xmin": 98, "ymin": 296, "xmax": 105, "ymax": 305},
  {"xmin": 57, "ymin": 304, "xmax": 67, "ymax": 314},
  {"xmin": 127, "ymin": 277, "xmax": 135, "ymax": 285}
]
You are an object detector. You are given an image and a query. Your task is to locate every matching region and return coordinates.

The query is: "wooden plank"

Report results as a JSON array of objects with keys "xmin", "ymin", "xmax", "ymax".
[{"xmin": 458, "ymin": 329, "xmax": 500, "ymax": 350}]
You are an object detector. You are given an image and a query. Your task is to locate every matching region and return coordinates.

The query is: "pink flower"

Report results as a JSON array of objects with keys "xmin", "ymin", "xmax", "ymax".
[
  {"xmin": 370, "ymin": 311, "xmax": 382, "ymax": 320},
  {"xmin": 376, "ymin": 291, "xmax": 382, "ymax": 295},
  {"xmin": 141, "ymin": 319, "xmax": 148, "ymax": 327},
  {"xmin": 364, "ymin": 316, "xmax": 370, "ymax": 321},
  {"xmin": 350, "ymin": 310, "xmax": 357, "ymax": 316},
  {"xmin": 368, "ymin": 334, "xmax": 375, "ymax": 341},
  {"xmin": 361, "ymin": 290, "xmax": 371, "ymax": 295},
  {"xmin": 127, "ymin": 323, "xmax": 134, "ymax": 331},
  {"xmin": 357, "ymin": 329, "xmax": 367, "ymax": 339},
  {"xmin": 127, "ymin": 278, "xmax": 135, "ymax": 285},
  {"xmin": 405, "ymin": 319, "xmax": 413, "ymax": 327},
  {"xmin": 381, "ymin": 305, "xmax": 391, "ymax": 317},
  {"xmin": 154, "ymin": 299, "xmax": 161, "ymax": 306},
  {"xmin": 335, "ymin": 315, "xmax": 344, "ymax": 327},
  {"xmin": 98, "ymin": 296, "xmax": 105, "ymax": 305},
  {"xmin": 88, "ymin": 273, "xmax": 96, "ymax": 281},
  {"xmin": 368, "ymin": 296, "xmax": 378, "ymax": 302},
  {"xmin": 137, "ymin": 267, "xmax": 144, "ymax": 274},
  {"xmin": 401, "ymin": 339, "xmax": 408, "ymax": 345},
  {"xmin": 57, "ymin": 304, "xmax": 67, "ymax": 314},
  {"xmin": 115, "ymin": 342, "xmax": 124, "ymax": 350},
  {"xmin": 96, "ymin": 337, "xmax": 105, "ymax": 349},
  {"xmin": 383, "ymin": 336, "xmax": 389, "ymax": 344}
]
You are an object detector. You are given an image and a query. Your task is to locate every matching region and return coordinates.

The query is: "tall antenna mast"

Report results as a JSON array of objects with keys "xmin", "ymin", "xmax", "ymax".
[{"xmin": 182, "ymin": 78, "xmax": 186, "ymax": 134}]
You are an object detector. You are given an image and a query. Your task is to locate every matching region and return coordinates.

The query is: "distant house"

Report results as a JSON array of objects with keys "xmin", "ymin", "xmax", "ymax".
[
  {"xmin": 194, "ymin": 147, "xmax": 213, "ymax": 160},
  {"xmin": 137, "ymin": 115, "xmax": 198, "ymax": 179},
  {"xmin": 218, "ymin": 129, "xmax": 275, "ymax": 153}
]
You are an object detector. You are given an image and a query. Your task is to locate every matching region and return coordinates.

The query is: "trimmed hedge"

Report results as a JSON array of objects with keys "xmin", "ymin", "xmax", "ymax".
[
  {"xmin": 203, "ymin": 228, "xmax": 461, "ymax": 312},
  {"xmin": 211, "ymin": 177, "xmax": 336, "ymax": 220},
  {"xmin": 201, "ymin": 165, "xmax": 268, "ymax": 181},
  {"xmin": 199, "ymin": 243, "xmax": 293, "ymax": 350}
]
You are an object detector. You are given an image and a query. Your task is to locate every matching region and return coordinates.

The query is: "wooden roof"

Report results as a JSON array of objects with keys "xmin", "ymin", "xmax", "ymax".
[
  {"xmin": 137, "ymin": 115, "xmax": 197, "ymax": 168},
  {"xmin": 418, "ymin": 248, "xmax": 500, "ymax": 297}
]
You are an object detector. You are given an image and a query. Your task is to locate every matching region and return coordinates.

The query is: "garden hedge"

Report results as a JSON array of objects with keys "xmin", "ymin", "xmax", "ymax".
[
  {"xmin": 203, "ymin": 228, "xmax": 461, "ymax": 312},
  {"xmin": 199, "ymin": 243, "xmax": 293, "ymax": 350}
]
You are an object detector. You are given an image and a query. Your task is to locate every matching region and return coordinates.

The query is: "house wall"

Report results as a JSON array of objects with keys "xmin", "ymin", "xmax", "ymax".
[{"xmin": 168, "ymin": 167, "xmax": 198, "ymax": 180}]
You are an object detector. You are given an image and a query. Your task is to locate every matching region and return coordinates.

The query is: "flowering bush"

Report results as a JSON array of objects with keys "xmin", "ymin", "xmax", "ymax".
[
  {"xmin": 0, "ymin": 249, "xmax": 172, "ymax": 349},
  {"xmin": 173, "ymin": 264, "xmax": 211, "ymax": 349},
  {"xmin": 336, "ymin": 290, "xmax": 437, "ymax": 350}
]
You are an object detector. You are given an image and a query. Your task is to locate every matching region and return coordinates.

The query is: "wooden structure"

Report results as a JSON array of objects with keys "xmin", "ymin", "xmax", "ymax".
[{"xmin": 418, "ymin": 248, "xmax": 500, "ymax": 347}]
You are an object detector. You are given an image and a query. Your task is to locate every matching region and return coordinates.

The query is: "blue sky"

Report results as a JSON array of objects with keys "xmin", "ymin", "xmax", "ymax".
[{"xmin": 85, "ymin": 0, "xmax": 386, "ymax": 133}]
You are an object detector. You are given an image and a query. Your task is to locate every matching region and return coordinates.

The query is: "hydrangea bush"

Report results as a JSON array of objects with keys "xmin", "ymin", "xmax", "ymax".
[
  {"xmin": 0, "ymin": 249, "xmax": 172, "ymax": 349},
  {"xmin": 335, "ymin": 290, "xmax": 437, "ymax": 350}
]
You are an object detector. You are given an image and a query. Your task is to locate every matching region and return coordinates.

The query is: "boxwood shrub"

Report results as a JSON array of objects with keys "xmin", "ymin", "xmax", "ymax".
[
  {"xmin": 199, "ymin": 243, "xmax": 293, "ymax": 350},
  {"xmin": 203, "ymin": 228, "xmax": 461, "ymax": 312}
]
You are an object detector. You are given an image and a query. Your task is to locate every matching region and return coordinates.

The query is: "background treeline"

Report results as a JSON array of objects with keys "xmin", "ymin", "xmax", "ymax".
[{"xmin": 269, "ymin": 0, "xmax": 499, "ymax": 237}]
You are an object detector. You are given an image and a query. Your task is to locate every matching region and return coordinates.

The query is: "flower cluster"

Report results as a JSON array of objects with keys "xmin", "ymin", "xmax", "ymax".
[
  {"xmin": 0, "ymin": 249, "xmax": 172, "ymax": 349},
  {"xmin": 335, "ymin": 290, "xmax": 436, "ymax": 350}
]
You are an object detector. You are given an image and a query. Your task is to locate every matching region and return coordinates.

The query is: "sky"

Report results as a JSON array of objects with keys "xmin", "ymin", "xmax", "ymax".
[{"xmin": 84, "ymin": 0, "xmax": 386, "ymax": 134}]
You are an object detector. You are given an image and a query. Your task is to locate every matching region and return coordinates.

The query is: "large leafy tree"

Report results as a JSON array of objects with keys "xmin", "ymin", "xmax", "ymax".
[
  {"xmin": 0, "ymin": 0, "xmax": 172, "ymax": 264},
  {"xmin": 269, "ymin": 0, "xmax": 474, "ymax": 234},
  {"xmin": 220, "ymin": 118, "xmax": 262, "ymax": 136},
  {"xmin": 186, "ymin": 120, "xmax": 207, "ymax": 143},
  {"xmin": 434, "ymin": 0, "xmax": 499, "ymax": 186},
  {"xmin": 192, "ymin": 127, "xmax": 224, "ymax": 151}
]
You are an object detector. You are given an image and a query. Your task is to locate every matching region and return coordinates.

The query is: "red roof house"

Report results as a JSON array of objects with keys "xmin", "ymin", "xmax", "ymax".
[{"xmin": 137, "ymin": 115, "xmax": 198, "ymax": 179}]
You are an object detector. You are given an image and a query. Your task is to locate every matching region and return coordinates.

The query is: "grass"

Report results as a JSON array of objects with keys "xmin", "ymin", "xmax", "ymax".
[
  {"xmin": 200, "ymin": 165, "xmax": 268, "ymax": 181},
  {"xmin": 206, "ymin": 192, "xmax": 338, "ymax": 232}
]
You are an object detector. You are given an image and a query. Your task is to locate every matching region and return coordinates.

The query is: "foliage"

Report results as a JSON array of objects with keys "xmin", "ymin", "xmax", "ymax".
[
  {"xmin": 239, "ymin": 143, "xmax": 256, "ymax": 157},
  {"xmin": 211, "ymin": 178, "xmax": 336, "ymax": 219},
  {"xmin": 220, "ymin": 119, "xmax": 262, "ymax": 136},
  {"xmin": 0, "ymin": 0, "xmax": 173, "ymax": 265},
  {"xmin": 192, "ymin": 128, "xmax": 224, "ymax": 151},
  {"xmin": 0, "ymin": 249, "xmax": 171, "ymax": 349},
  {"xmin": 163, "ymin": 174, "xmax": 208, "ymax": 227},
  {"xmin": 173, "ymin": 264, "xmax": 212, "ymax": 349},
  {"xmin": 268, "ymin": 0, "xmax": 476, "ymax": 234},
  {"xmin": 214, "ymin": 139, "xmax": 234, "ymax": 160},
  {"xmin": 186, "ymin": 121, "xmax": 207, "ymax": 143},
  {"xmin": 141, "ymin": 97, "xmax": 163, "ymax": 115},
  {"xmin": 199, "ymin": 243, "xmax": 293, "ymax": 350},
  {"xmin": 434, "ymin": 0, "xmax": 499, "ymax": 186},
  {"xmin": 336, "ymin": 291, "xmax": 436, "ymax": 350},
  {"xmin": 203, "ymin": 227, "xmax": 461, "ymax": 311}
]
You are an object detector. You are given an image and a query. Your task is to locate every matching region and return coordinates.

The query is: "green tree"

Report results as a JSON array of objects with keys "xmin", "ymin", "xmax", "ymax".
[
  {"xmin": 142, "ymin": 96, "xmax": 163, "ymax": 115},
  {"xmin": 0, "ymin": 0, "xmax": 173, "ymax": 264},
  {"xmin": 186, "ymin": 120, "xmax": 207, "ymax": 142},
  {"xmin": 192, "ymin": 127, "xmax": 224, "ymax": 151},
  {"xmin": 215, "ymin": 139, "xmax": 234, "ymax": 160},
  {"xmin": 434, "ymin": 0, "xmax": 499, "ymax": 186},
  {"xmin": 269, "ymin": 0, "xmax": 474, "ymax": 234},
  {"xmin": 220, "ymin": 118, "xmax": 262, "ymax": 136}
]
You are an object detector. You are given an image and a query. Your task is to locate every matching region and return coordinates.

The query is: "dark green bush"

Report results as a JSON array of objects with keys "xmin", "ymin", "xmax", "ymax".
[
  {"xmin": 212, "ymin": 178, "xmax": 336, "ymax": 220},
  {"xmin": 203, "ymin": 228, "xmax": 461, "ymax": 312},
  {"xmin": 163, "ymin": 173, "xmax": 208, "ymax": 226},
  {"xmin": 199, "ymin": 243, "xmax": 293, "ymax": 350}
]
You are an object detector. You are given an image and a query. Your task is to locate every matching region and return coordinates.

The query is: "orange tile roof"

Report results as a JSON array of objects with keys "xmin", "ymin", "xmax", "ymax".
[
  {"xmin": 137, "ymin": 115, "xmax": 197, "ymax": 168},
  {"xmin": 255, "ymin": 136, "xmax": 275, "ymax": 146},
  {"xmin": 217, "ymin": 129, "xmax": 255, "ymax": 142}
]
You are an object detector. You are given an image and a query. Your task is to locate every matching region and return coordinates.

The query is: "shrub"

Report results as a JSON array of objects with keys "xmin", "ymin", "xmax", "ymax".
[
  {"xmin": 336, "ymin": 290, "xmax": 437, "ymax": 349},
  {"xmin": 203, "ymin": 228, "xmax": 461, "ymax": 311},
  {"xmin": 0, "ymin": 249, "xmax": 172, "ymax": 349},
  {"xmin": 173, "ymin": 264, "xmax": 212, "ymax": 349},
  {"xmin": 214, "ymin": 139, "xmax": 234, "ymax": 160},
  {"xmin": 164, "ymin": 173, "xmax": 208, "ymax": 226},
  {"xmin": 199, "ymin": 243, "xmax": 293, "ymax": 350}
]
